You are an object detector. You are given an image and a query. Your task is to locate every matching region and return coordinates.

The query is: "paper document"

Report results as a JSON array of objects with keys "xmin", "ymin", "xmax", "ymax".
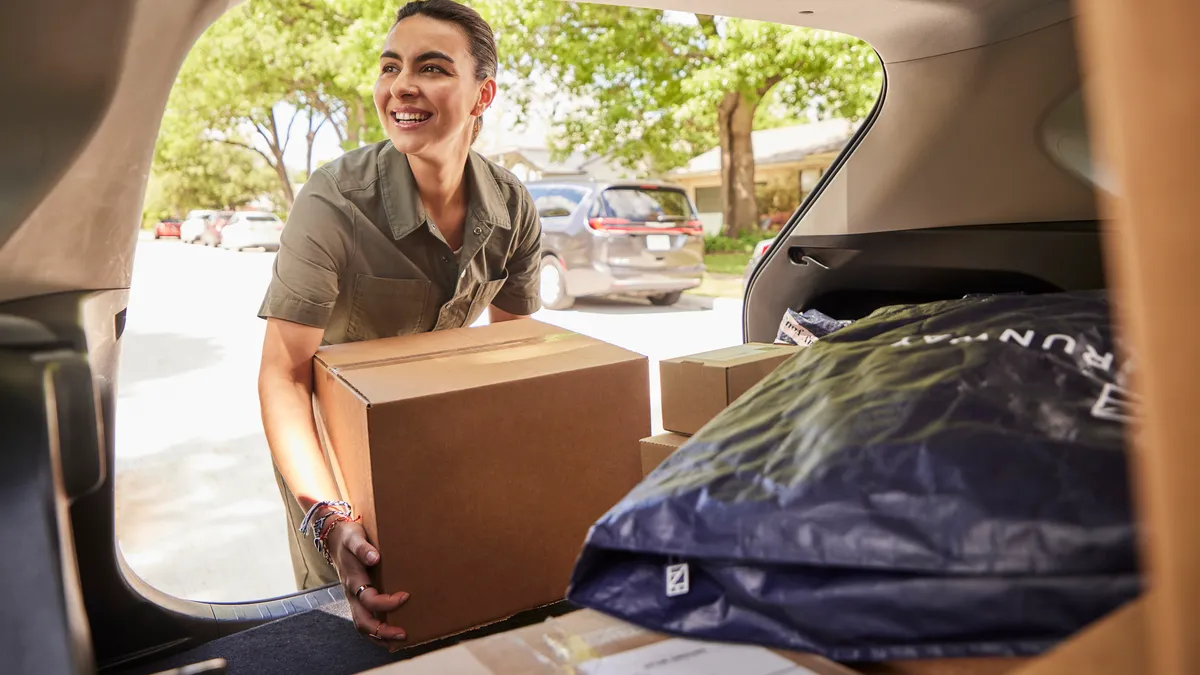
[{"xmin": 579, "ymin": 638, "xmax": 818, "ymax": 675}]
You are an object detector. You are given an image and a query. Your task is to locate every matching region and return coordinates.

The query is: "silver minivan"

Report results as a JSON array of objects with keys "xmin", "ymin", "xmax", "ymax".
[{"xmin": 527, "ymin": 179, "xmax": 706, "ymax": 309}]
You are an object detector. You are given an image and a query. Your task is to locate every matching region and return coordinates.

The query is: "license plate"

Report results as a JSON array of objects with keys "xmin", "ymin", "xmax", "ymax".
[{"xmin": 645, "ymin": 234, "xmax": 672, "ymax": 252}]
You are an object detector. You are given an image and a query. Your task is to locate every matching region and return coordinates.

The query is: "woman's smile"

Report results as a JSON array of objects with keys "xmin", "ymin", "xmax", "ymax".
[{"xmin": 390, "ymin": 106, "xmax": 434, "ymax": 130}]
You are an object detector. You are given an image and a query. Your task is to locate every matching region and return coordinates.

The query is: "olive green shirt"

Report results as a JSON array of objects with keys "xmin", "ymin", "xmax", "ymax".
[{"xmin": 258, "ymin": 140, "xmax": 542, "ymax": 342}]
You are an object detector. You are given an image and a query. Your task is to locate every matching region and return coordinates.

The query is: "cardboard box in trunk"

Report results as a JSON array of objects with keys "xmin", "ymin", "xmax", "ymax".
[
  {"xmin": 639, "ymin": 432, "xmax": 689, "ymax": 476},
  {"xmin": 366, "ymin": 609, "xmax": 865, "ymax": 674},
  {"xmin": 313, "ymin": 319, "xmax": 650, "ymax": 646},
  {"xmin": 659, "ymin": 343, "xmax": 801, "ymax": 435}
]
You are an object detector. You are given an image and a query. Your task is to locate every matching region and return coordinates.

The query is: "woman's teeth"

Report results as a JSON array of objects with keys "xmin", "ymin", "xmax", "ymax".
[{"xmin": 394, "ymin": 112, "xmax": 431, "ymax": 123}]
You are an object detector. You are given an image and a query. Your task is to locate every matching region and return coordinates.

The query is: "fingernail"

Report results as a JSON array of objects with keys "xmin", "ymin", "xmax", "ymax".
[
  {"xmin": 397, "ymin": 592, "xmax": 410, "ymax": 603},
  {"xmin": 366, "ymin": 551, "xmax": 379, "ymax": 564}
]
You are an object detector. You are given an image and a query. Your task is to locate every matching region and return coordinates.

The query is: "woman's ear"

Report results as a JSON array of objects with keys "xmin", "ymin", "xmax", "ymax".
[{"xmin": 473, "ymin": 78, "xmax": 497, "ymax": 116}]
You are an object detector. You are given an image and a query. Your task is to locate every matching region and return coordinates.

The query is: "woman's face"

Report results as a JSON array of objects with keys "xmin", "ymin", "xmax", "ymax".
[{"xmin": 374, "ymin": 15, "xmax": 495, "ymax": 159}]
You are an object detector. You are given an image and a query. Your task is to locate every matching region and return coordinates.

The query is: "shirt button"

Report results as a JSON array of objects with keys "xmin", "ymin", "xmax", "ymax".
[
  {"xmin": 441, "ymin": 255, "xmax": 450, "ymax": 263},
  {"xmin": 473, "ymin": 226, "xmax": 483, "ymax": 235}
]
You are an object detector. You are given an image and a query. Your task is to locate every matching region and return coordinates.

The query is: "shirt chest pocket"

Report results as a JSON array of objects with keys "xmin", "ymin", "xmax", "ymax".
[
  {"xmin": 464, "ymin": 270, "xmax": 509, "ymax": 326},
  {"xmin": 346, "ymin": 275, "xmax": 432, "ymax": 342}
]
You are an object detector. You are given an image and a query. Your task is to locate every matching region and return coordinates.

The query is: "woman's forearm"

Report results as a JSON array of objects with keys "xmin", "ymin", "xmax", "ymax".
[
  {"xmin": 259, "ymin": 369, "xmax": 341, "ymax": 512},
  {"xmin": 258, "ymin": 318, "xmax": 342, "ymax": 513}
]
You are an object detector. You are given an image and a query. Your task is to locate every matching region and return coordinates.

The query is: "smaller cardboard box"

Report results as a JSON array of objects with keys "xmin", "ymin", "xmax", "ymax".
[
  {"xmin": 659, "ymin": 343, "xmax": 801, "ymax": 435},
  {"xmin": 639, "ymin": 432, "xmax": 689, "ymax": 476},
  {"xmin": 367, "ymin": 609, "xmax": 864, "ymax": 675},
  {"xmin": 314, "ymin": 320, "xmax": 650, "ymax": 646}
]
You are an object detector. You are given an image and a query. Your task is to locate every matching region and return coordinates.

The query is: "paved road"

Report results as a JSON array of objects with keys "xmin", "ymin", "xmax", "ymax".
[{"xmin": 115, "ymin": 237, "xmax": 744, "ymax": 603}]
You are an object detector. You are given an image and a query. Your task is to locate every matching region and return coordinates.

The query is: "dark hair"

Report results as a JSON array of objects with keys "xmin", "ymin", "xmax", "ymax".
[{"xmin": 394, "ymin": 0, "xmax": 498, "ymax": 83}]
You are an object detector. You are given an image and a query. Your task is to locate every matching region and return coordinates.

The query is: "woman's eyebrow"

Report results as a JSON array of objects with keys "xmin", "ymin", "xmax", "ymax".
[{"xmin": 378, "ymin": 50, "xmax": 456, "ymax": 65}]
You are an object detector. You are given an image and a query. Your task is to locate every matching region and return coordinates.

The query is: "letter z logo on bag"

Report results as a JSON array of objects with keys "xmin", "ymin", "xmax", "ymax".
[{"xmin": 666, "ymin": 562, "xmax": 690, "ymax": 597}]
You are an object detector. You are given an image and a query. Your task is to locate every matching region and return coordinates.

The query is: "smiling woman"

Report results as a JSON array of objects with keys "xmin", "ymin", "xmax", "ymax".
[{"xmin": 255, "ymin": 0, "xmax": 543, "ymax": 652}]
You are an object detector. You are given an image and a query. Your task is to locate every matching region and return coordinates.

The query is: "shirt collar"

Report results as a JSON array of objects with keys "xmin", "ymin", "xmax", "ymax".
[{"xmin": 377, "ymin": 143, "xmax": 512, "ymax": 241}]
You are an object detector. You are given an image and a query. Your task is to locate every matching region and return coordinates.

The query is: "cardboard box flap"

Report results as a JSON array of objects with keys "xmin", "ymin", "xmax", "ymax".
[
  {"xmin": 641, "ymin": 433, "xmax": 690, "ymax": 476},
  {"xmin": 316, "ymin": 318, "xmax": 566, "ymax": 370},
  {"xmin": 315, "ymin": 320, "xmax": 643, "ymax": 405},
  {"xmin": 668, "ymin": 343, "xmax": 800, "ymax": 368}
]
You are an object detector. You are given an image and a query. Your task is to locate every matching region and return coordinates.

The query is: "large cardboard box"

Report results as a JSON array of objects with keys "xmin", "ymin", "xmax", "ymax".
[
  {"xmin": 639, "ymin": 432, "xmax": 689, "ymax": 476},
  {"xmin": 366, "ymin": 609, "xmax": 865, "ymax": 674},
  {"xmin": 659, "ymin": 343, "xmax": 801, "ymax": 435},
  {"xmin": 313, "ymin": 320, "xmax": 650, "ymax": 646}
]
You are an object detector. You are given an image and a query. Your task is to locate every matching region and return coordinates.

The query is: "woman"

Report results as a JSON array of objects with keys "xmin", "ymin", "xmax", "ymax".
[{"xmin": 256, "ymin": 0, "xmax": 541, "ymax": 651}]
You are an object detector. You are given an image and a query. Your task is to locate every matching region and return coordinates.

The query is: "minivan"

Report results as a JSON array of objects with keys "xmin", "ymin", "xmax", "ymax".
[{"xmin": 526, "ymin": 180, "xmax": 706, "ymax": 310}]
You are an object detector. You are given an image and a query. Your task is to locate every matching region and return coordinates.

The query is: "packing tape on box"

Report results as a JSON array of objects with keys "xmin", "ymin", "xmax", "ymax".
[{"xmin": 327, "ymin": 332, "xmax": 585, "ymax": 374}]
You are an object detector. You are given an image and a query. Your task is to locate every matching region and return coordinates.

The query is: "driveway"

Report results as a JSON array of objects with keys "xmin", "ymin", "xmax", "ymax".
[{"xmin": 115, "ymin": 238, "xmax": 745, "ymax": 602}]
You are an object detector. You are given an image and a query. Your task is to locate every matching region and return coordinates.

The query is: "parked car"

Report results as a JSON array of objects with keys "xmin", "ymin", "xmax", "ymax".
[
  {"xmin": 526, "ymin": 179, "xmax": 706, "ymax": 310},
  {"xmin": 217, "ymin": 211, "xmax": 284, "ymax": 251},
  {"xmin": 152, "ymin": 218, "xmax": 181, "ymax": 239},
  {"xmin": 743, "ymin": 236, "xmax": 776, "ymax": 288},
  {"xmin": 198, "ymin": 211, "xmax": 234, "ymax": 247},
  {"xmin": 178, "ymin": 209, "xmax": 219, "ymax": 244}
]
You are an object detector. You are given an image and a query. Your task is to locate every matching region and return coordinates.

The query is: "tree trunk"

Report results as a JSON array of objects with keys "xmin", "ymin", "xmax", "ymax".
[
  {"xmin": 262, "ymin": 110, "xmax": 295, "ymax": 210},
  {"xmin": 717, "ymin": 91, "xmax": 760, "ymax": 238},
  {"xmin": 305, "ymin": 111, "xmax": 317, "ymax": 181},
  {"xmin": 270, "ymin": 147, "xmax": 294, "ymax": 210},
  {"xmin": 347, "ymin": 98, "xmax": 368, "ymax": 149}
]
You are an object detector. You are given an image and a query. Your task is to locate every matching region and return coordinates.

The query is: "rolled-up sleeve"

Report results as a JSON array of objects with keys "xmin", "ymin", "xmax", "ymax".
[
  {"xmin": 491, "ymin": 188, "xmax": 543, "ymax": 316},
  {"xmin": 258, "ymin": 169, "xmax": 354, "ymax": 328}
]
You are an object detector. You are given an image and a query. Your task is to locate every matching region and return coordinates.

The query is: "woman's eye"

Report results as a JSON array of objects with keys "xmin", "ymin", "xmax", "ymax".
[
  {"xmin": 422, "ymin": 65, "xmax": 446, "ymax": 74},
  {"xmin": 381, "ymin": 64, "xmax": 399, "ymax": 74}
]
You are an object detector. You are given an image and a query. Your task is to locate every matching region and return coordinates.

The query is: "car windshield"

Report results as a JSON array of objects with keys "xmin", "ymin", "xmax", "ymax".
[
  {"xmin": 245, "ymin": 215, "xmax": 278, "ymax": 222},
  {"xmin": 601, "ymin": 187, "xmax": 696, "ymax": 222}
]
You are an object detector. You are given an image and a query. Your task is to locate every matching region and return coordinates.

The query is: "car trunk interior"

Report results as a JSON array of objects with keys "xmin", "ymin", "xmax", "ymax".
[{"xmin": 1, "ymin": 0, "xmax": 1174, "ymax": 673}]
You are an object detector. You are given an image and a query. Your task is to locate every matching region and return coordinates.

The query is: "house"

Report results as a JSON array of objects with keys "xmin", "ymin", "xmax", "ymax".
[
  {"xmin": 668, "ymin": 119, "xmax": 857, "ymax": 233},
  {"xmin": 482, "ymin": 146, "xmax": 632, "ymax": 183}
]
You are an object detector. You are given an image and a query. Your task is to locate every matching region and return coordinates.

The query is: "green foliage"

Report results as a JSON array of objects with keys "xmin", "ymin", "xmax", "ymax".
[
  {"xmin": 704, "ymin": 232, "xmax": 764, "ymax": 254},
  {"xmin": 145, "ymin": 102, "xmax": 282, "ymax": 225},
  {"xmin": 145, "ymin": 0, "xmax": 882, "ymax": 228},
  {"xmin": 480, "ymin": 3, "xmax": 882, "ymax": 175},
  {"xmin": 157, "ymin": 0, "xmax": 390, "ymax": 211},
  {"xmin": 704, "ymin": 251, "xmax": 754, "ymax": 276}
]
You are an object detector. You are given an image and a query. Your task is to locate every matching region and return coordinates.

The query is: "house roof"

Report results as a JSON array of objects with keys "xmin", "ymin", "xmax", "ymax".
[
  {"xmin": 484, "ymin": 146, "xmax": 588, "ymax": 175},
  {"xmin": 670, "ymin": 119, "xmax": 857, "ymax": 177}
]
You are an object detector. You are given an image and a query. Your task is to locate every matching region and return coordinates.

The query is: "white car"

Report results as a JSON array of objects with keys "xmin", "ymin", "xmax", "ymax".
[
  {"xmin": 178, "ymin": 209, "xmax": 218, "ymax": 244},
  {"xmin": 217, "ymin": 211, "xmax": 284, "ymax": 251}
]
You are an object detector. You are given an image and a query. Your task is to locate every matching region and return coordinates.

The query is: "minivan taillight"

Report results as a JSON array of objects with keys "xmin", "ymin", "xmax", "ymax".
[
  {"xmin": 588, "ymin": 217, "xmax": 632, "ymax": 231},
  {"xmin": 683, "ymin": 220, "xmax": 704, "ymax": 235}
]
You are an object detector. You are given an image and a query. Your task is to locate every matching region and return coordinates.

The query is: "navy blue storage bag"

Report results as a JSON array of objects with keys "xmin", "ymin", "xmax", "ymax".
[{"xmin": 568, "ymin": 291, "xmax": 1139, "ymax": 661}]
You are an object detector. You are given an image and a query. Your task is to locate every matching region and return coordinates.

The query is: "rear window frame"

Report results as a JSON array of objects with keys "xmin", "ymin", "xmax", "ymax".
[{"xmin": 598, "ymin": 186, "xmax": 697, "ymax": 222}]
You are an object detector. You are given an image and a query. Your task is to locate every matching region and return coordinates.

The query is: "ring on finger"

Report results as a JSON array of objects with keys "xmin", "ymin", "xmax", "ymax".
[
  {"xmin": 355, "ymin": 584, "xmax": 371, "ymax": 600},
  {"xmin": 370, "ymin": 619, "xmax": 385, "ymax": 640}
]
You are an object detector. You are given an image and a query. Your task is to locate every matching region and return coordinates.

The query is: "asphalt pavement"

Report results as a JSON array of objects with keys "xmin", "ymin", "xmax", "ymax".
[{"xmin": 115, "ymin": 235, "xmax": 745, "ymax": 602}]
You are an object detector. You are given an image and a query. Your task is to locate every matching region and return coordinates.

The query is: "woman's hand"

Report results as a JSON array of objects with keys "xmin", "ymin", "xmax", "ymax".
[{"xmin": 326, "ymin": 519, "xmax": 410, "ymax": 652}]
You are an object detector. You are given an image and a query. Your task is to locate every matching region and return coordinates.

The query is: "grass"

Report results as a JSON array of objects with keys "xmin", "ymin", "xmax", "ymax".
[{"xmin": 704, "ymin": 251, "xmax": 753, "ymax": 276}]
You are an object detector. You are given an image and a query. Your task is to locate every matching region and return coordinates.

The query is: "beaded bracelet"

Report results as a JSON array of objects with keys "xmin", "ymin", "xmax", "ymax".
[
  {"xmin": 318, "ymin": 514, "xmax": 362, "ymax": 567},
  {"xmin": 298, "ymin": 500, "xmax": 352, "ymax": 536},
  {"xmin": 313, "ymin": 507, "xmax": 352, "ymax": 542}
]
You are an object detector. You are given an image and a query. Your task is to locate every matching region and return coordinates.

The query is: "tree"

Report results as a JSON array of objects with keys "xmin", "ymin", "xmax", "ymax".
[
  {"xmin": 145, "ymin": 104, "xmax": 281, "ymax": 223},
  {"xmin": 166, "ymin": 0, "xmax": 388, "ymax": 208},
  {"xmin": 481, "ymin": 3, "xmax": 881, "ymax": 236}
]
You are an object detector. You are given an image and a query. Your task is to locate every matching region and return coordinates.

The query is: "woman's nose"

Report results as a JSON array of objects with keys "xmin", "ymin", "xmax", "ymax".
[{"xmin": 389, "ymin": 73, "xmax": 418, "ymax": 99}]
